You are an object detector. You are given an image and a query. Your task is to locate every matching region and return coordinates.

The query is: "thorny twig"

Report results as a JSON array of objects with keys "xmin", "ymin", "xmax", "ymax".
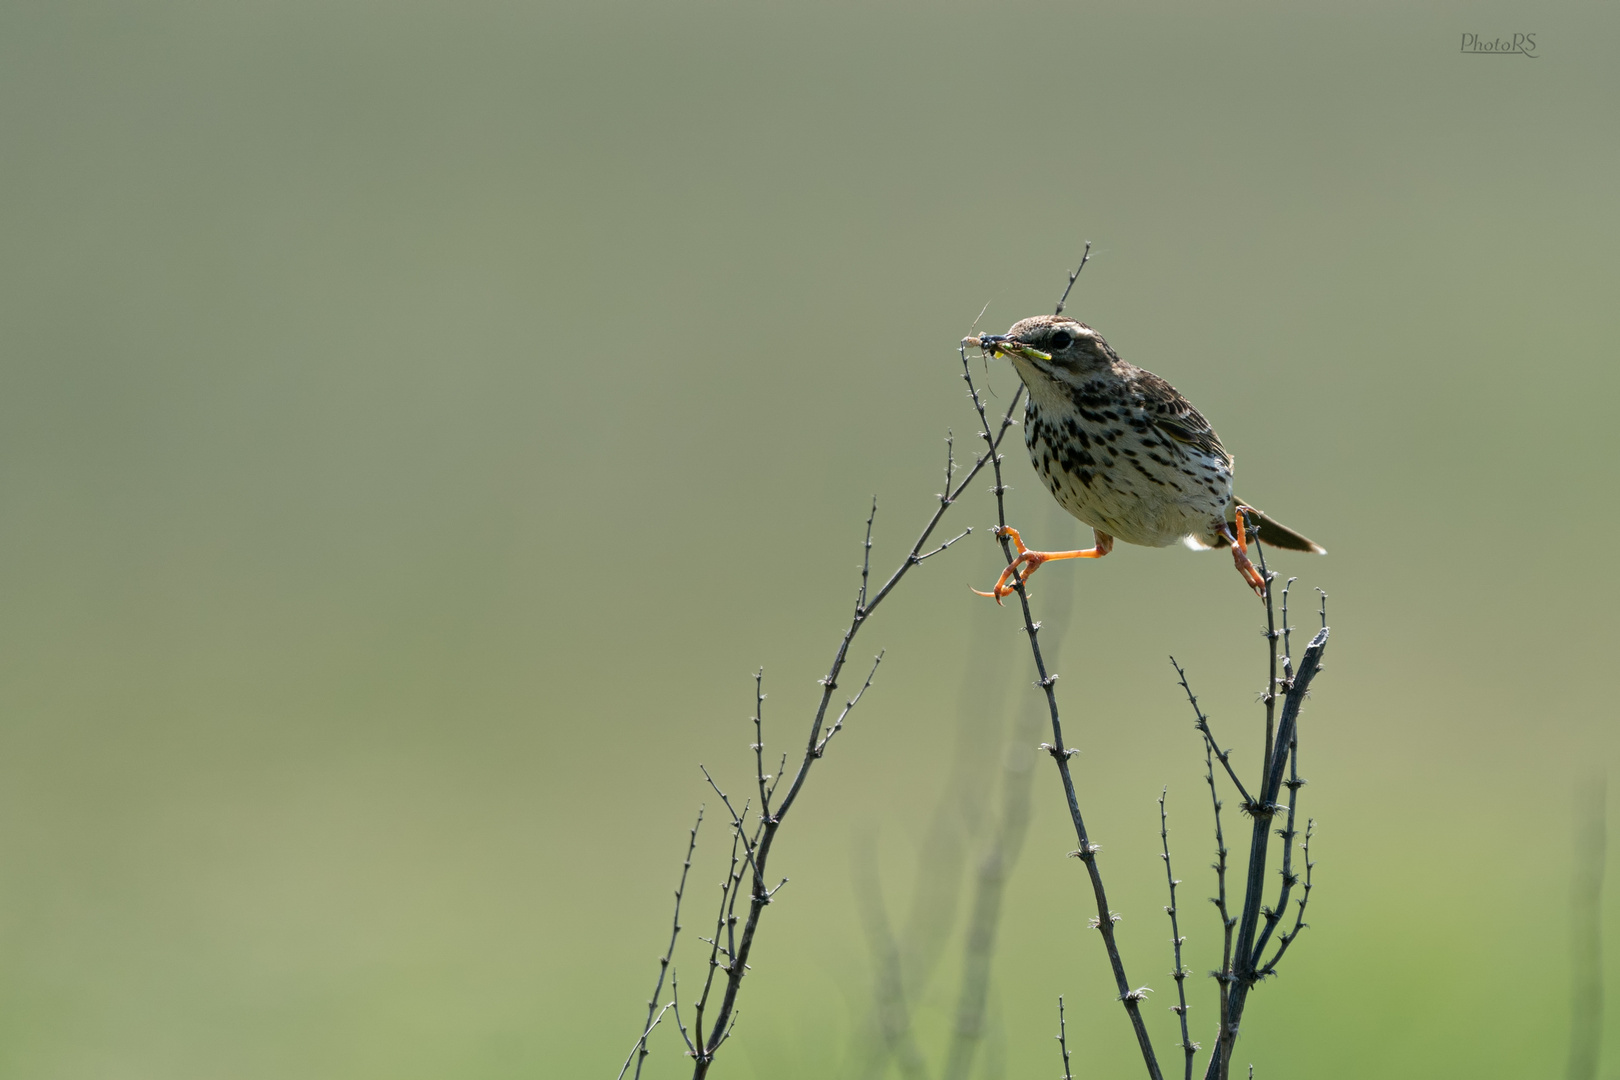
[
  {"xmin": 661, "ymin": 382, "xmax": 1027, "ymax": 1078},
  {"xmin": 751, "ymin": 670, "xmax": 770, "ymax": 820},
  {"xmin": 940, "ymin": 499, "xmax": 1081, "ymax": 1080},
  {"xmin": 1171, "ymin": 659, "xmax": 1256, "ymax": 811},
  {"xmin": 961, "ymin": 342, "xmax": 1164, "ymax": 1080},
  {"xmin": 1161, "ymin": 790, "xmax": 1197, "ymax": 1080},
  {"xmin": 1056, "ymin": 996, "xmax": 1076, "ymax": 1080},
  {"xmin": 814, "ymin": 652, "xmax": 885, "ymax": 758},
  {"xmin": 1203, "ymin": 738, "xmax": 1236, "ymax": 1077},
  {"xmin": 1257, "ymin": 819, "xmax": 1313, "ymax": 977},
  {"xmin": 1250, "ymin": 729, "xmax": 1303, "ymax": 966},
  {"xmin": 1054, "ymin": 242, "xmax": 1092, "ymax": 317},
  {"xmin": 692, "ymin": 812, "xmax": 750, "ymax": 1045},
  {"xmin": 617, "ymin": 1003, "xmax": 674, "ymax": 1080},
  {"xmin": 1197, "ymin": 575, "xmax": 1328, "ymax": 1080},
  {"xmin": 618, "ymin": 807, "xmax": 703, "ymax": 1080}
]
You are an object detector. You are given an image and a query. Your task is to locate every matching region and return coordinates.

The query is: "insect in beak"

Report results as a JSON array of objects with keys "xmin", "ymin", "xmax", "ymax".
[{"xmin": 962, "ymin": 334, "xmax": 1052, "ymax": 363}]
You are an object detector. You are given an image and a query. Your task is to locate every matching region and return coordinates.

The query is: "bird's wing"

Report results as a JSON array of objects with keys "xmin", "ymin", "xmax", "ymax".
[{"xmin": 1134, "ymin": 372, "xmax": 1230, "ymax": 464}]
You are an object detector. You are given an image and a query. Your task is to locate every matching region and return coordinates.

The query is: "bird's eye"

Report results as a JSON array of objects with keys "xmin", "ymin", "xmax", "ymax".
[{"xmin": 1050, "ymin": 331, "xmax": 1072, "ymax": 349}]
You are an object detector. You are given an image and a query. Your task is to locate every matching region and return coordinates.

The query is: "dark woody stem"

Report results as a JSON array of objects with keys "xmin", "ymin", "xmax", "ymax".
[{"xmin": 961, "ymin": 344, "xmax": 1165, "ymax": 1080}]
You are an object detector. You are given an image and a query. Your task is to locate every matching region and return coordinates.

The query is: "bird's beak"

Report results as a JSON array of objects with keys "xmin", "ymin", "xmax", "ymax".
[{"xmin": 962, "ymin": 334, "xmax": 1051, "ymax": 362}]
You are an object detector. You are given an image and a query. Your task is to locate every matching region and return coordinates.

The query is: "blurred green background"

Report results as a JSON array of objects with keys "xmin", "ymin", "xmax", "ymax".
[{"xmin": 2, "ymin": 0, "xmax": 1617, "ymax": 1076}]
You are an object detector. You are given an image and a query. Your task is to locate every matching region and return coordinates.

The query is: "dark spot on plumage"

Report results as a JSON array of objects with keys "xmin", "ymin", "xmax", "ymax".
[
  {"xmin": 1066, "ymin": 384, "xmax": 1115, "ymax": 412},
  {"xmin": 1128, "ymin": 458, "xmax": 1165, "ymax": 484}
]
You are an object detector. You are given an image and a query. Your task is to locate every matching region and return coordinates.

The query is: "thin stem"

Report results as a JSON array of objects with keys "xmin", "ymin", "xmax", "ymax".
[
  {"xmin": 858, "ymin": 498, "xmax": 877, "ymax": 611},
  {"xmin": 814, "ymin": 652, "xmax": 885, "ymax": 758},
  {"xmin": 962, "ymin": 345, "xmax": 1163, "ymax": 1080},
  {"xmin": 914, "ymin": 527, "xmax": 974, "ymax": 563},
  {"xmin": 1054, "ymin": 242, "xmax": 1093, "ymax": 317},
  {"xmin": 618, "ymin": 1003, "xmax": 674, "ymax": 1080},
  {"xmin": 751, "ymin": 670, "xmax": 771, "ymax": 820},
  {"xmin": 622, "ymin": 808, "xmax": 703, "ymax": 1080},
  {"xmin": 1279, "ymin": 578, "xmax": 1298, "ymax": 685},
  {"xmin": 940, "ymin": 499, "xmax": 1077, "ymax": 1080},
  {"xmin": 697, "ymin": 768, "xmax": 762, "ymax": 884},
  {"xmin": 1250, "ymin": 726, "xmax": 1303, "ymax": 967},
  {"xmin": 1160, "ymin": 789, "xmax": 1196, "ymax": 1080},
  {"xmin": 1056, "ymin": 996, "xmax": 1076, "ymax": 1080},
  {"xmin": 692, "ymin": 819, "xmax": 748, "ymax": 1058},
  {"xmin": 1204, "ymin": 741, "xmax": 1234, "ymax": 1080},
  {"xmin": 1255, "ymin": 532, "xmax": 1278, "ymax": 775},
  {"xmin": 1258, "ymin": 819, "xmax": 1314, "ymax": 977},
  {"xmin": 1170, "ymin": 659, "xmax": 1255, "ymax": 810},
  {"xmin": 671, "ymin": 972, "xmax": 696, "ymax": 1057}
]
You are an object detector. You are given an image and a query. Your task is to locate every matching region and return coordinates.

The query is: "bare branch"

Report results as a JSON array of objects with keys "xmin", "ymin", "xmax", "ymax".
[
  {"xmin": 671, "ymin": 972, "xmax": 696, "ymax": 1057},
  {"xmin": 1161, "ymin": 789, "xmax": 1196, "ymax": 1080},
  {"xmin": 692, "ymin": 819, "xmax": 749, "ymax": 1058},
  {"xmin": 1250, "ymin": 722, "xmax": 1306, "ymax": 967},
  {"xmin": 1053, "ymin": 242, "xmax": 1093, "ymax": 317},
  {"xmin": 858, "ymin": 498, "xmax": 877, "ymax": 611},
  {"xmin": 622, "ymin": 808, "xmax": 703, "ymax": 1080},
  {"xmin": 751, "ymin": 670, "xmax": 771, "ymax": 821},
  {"xmin": 617, "ymin": 1003, "xmax": 673, "ymax": 1080},
  {"xmin": 1254, "ymin": 534, "xmax": 1278, "ymax": 776},
  {"xmin": 697, "ymin": 767, "xmax": 762, "ymax": 883},
  {"xmin": 680, "ymin": 388, "xmax": 1026, "ymax": 1079},
  {"xmin": 814, "ymin": 651, "xmax": 884, "ymax": 758},
  {"xmin": 1170, "ymin": 658, "xmax": 1256, "ymax": 810},
  {"xmin": 961, "ymin": 343, "xmax": 1163, "ymax": 1080},
  {"xmin": 1204, "ymin": 740, "xmax": 1235, "ymax": 1080},
  {"xmin": 914, "ymin": 527, "xmax": 974, "ymax": 564},
  {"xmin": 1055, "ymin": 996, "xmax": 1076, "ymax": 1080},
  {"xmin": 1258, "ymin": 819, "xmax": 1314, "ymax": 977}
]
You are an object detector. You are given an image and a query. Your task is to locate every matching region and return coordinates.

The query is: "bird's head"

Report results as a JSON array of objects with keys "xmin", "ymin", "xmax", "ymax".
[{"xmin": 963, "ymin": 315, "xmax": 1112, "ymax": 387}]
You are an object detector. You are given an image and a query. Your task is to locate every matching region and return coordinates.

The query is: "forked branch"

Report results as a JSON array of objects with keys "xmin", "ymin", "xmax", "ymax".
[{"xmin": 639, "ymin": 382, "xmax": 1027, "ymax": 1079}]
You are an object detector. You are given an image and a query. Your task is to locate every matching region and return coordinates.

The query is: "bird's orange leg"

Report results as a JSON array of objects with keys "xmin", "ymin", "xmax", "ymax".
[
  {"xmin": 973, "ymin": 526, "xmax": 1114, "ymax": 606},
  {"xmin": 1222, "ymin": 506, "xmax": 1267, "ymax": 599}
]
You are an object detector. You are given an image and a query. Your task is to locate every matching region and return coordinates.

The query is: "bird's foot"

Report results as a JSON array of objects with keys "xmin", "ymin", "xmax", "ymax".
[
  {"xmin": 972, "ymin": 526, "xmax": 1042, "ymax": 605},
  {"xmin": 1227, "ymin": 506, "xmax": 1267, "ymax": 600},
  {"xmin": 973, "ymin": 526, "xmax": 1111, "ymax": 606}
]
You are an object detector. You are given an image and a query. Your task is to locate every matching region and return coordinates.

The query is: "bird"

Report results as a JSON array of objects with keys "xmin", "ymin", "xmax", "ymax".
[{"xmin": 964, "ymin": 313, "xmax": 1323, "ymax": 603}]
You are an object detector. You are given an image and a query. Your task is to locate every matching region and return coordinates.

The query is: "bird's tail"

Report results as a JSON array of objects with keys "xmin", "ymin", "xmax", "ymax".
[{"xmin": 1229, "ymin": 500, "xmax": 1326, "ymax": 554}]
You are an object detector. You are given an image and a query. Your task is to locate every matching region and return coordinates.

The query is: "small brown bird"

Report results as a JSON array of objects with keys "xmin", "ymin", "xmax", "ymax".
[{"xmin": 966, "ymin": 314, "xmax": 1323, "ymax": 602}]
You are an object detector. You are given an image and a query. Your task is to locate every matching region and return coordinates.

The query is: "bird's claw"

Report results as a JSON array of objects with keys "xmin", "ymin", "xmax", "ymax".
[
  {"xmin": 1228, "ymin": 506, "xmax": 1267, "ymax": 600},
  {"xmin": 974, "ymin": 526, "xmax": 1041, "ymax": 605}
]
